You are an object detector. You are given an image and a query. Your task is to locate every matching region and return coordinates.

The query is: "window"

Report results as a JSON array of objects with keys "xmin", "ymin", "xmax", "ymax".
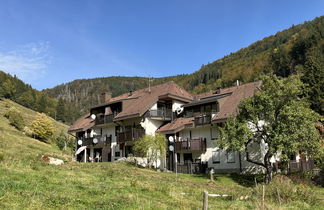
[
  {"xmin": 212, "ymin": 150, "xmax": 220, "ymax": 163},
  {"xmin": 204, "ymin": 104, "xmax": 212, "ymax": 114},
  {"xmin": 227, "ymin": 151, "xmax": 235, "ymax": 163},
  {"xmin": 115, "ymin": 152, "xmax": 120, "ymax": 157},
  {"xmin": 183, "ymin": 153, "xmax": 193, "ymax": 163},
  {"xmin": 115, "ymin": 126, "xmax": 120, "ymax": 136},
  {"xmin": 211, "ymin": 127, "xmax": 218, "ymax": 140}
]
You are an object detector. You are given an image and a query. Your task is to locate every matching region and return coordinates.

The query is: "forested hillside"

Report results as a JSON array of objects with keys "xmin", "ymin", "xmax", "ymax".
[
  {"xmin": 0, "ymin": 71, "xmax": 81, "ymax": 123},
  {"xmin": 44, "ymin": 15, "xmax": 324, "ymax": 116}
]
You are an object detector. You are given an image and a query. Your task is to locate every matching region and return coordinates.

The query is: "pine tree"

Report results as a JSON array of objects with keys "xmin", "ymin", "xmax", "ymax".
[{"xmin": 56, "ymin": 98, "xmax": 66, "ymax": 122}]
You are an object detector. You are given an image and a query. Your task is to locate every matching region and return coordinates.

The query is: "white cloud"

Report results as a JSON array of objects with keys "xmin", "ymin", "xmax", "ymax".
[{"xmin": 0, "ymin": 42, "xmax": 51, "ymax": 83}]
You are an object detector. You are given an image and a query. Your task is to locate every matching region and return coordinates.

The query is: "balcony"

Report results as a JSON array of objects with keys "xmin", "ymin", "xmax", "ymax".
[
  {"xmin": 145, "ymin": 109, "xmax": 172, "ymax": 120},
  {"xmin": 174, "ymin": 138, "xmax": 207, "ymax": 152},
  {"xmin": 117, "ymin": 128, "xmax": 145, "ymax": 143},
  {"xmin": 95, "ymin": 113, "xmax": 116, "ymax": 125},
  {"xmin": 194, "ymin": 115, "xmax": 211, "ymax": 126},
  {"xmin": 81, "ymin": 135, "xmax": 112, "ymax": 147}
]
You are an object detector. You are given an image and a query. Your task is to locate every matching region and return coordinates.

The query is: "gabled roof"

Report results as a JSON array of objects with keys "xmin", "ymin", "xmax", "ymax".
[
  {"xmin": 157, "ymin": 81, "xmax": 261, "ymax": 134},
  {"xmin": 212, "ymin": 81, "xmax": 261, "ymax": 122},
  {"xmin": 69, "ymin": 81, "xmax": 193, "ymax": 132},
  {"xmin": 68, "ymin": 113, "xmax": 95, "ymax": 133},
  {"xmin": 112, "ymin": 81, "xmax": 193, "ymax": 121},
  {"xmin": 157, "ymin": 117, "xmax": 194, "ymax": 134}
]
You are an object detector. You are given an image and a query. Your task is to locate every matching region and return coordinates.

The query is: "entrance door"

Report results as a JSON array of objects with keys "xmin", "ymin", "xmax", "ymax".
[{"xmin": 125, "ymin": 146, "xmax": 133, "ymax": 158}]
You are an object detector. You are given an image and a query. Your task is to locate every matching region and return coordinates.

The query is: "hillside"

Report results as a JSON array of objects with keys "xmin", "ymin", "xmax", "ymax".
[
  {"xmin": 0, "ymin": 99, "xmax": 69, "ymax": 137},
  {"xmin": 0, "ymin": 71, "xmax": 81, "ymax": 124},
  {"xmin": 44, "ymin": 16, "xmax": 324, "ymax": 115}
]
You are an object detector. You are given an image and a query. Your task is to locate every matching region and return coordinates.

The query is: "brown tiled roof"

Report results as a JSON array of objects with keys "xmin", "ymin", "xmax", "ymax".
[
  {"xmin": 156, "ymin": 81, "xmax": 261, "ymax": 133},
  {"xmin": 212, "ymin": 81, "xmax": 261, "ymax": 122},
  {"xmin": 68, "ymin": 113, "xmax": 95, "ymax": 133},
  {"xmin": 157, "ymin": 117, "xmax": 194, "ymax": 134},
  {"xmin": 70, "ymin": 81, "xmax": 193, "ymax": 132},
  {"xmin": 112, "ymin": 81, "xmax": 193, "ymax": 120}
]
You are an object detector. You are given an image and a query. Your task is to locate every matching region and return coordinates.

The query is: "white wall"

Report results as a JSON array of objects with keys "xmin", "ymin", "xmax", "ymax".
[
  {"xmin": 150, "ymin": 103, "xmax": 157, "ymax": 110},
  {"xmin": 176, "ymin": 125, "xmax": 265, "ymax": 173},
  {"xmin": 140, "ymin": 118, "xmax": 164, "ymax": 136}
]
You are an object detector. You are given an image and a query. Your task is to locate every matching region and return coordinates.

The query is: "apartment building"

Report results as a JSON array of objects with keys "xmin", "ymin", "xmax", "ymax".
[
  {"xmin": 68, "ymin": 81, "xmax": 193, "ymax": 164},
  {"xmin": 69, "ymin": 80, "xmax": 271, "ymax": 174}
]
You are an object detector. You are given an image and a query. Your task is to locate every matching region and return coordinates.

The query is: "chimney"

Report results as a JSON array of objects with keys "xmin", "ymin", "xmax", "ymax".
[
  {"xmin": 213, "ymin": 87, "xmax": 221, "ymax": 94},
  {"xmin": 128, "ymin": 90, "xmax": 133, "ymax": 96},
  {"xmin": 236, "ymin": 80, "xmax": 240, "ymax": 86},
  {"xmin": 100, "ymin": 92, "xmax": 112, "ymax": 104}
]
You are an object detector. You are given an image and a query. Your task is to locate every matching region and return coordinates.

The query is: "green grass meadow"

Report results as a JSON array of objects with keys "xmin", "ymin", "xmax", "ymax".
[{"xmin": 0, "ymin": 99, "xmax": 323, "ymax": 209}]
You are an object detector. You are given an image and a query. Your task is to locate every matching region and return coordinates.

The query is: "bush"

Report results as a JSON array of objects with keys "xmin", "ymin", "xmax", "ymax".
[
  {"xmin": 253, "ymin": 175, "xmax": 318, "ymax": 206},
  {"xmin": 31, "ymin": 113, "xmax": 54, "ymax": 143},
  {"xmin": 56, "ymin": 131, "xmax": 74, "ymax": 151},
  {"xmin": 4, "ymin": 108, "xmax": 25, "ymax": 131}
]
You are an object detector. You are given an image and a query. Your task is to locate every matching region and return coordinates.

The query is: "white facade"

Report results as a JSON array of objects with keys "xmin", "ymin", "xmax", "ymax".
[{"xmin": 174, "ymin": 125, "xmax": 266, "ymax": 173}]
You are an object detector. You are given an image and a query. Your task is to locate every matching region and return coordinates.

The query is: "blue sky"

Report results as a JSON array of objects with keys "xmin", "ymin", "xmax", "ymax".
[{"xmin": 0, "ymin": 0, "xmax": 323, "ymax": 90}]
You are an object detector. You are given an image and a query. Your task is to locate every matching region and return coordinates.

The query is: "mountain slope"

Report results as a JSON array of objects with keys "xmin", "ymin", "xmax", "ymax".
[
  {"xmin": 0, "ymin": 71, "xmax": 81, "ymax": 124},
  {"xmin": 0, "ymin": 99, "xmax": 69, "ymax": 137},
  {"xmin": 44, "ymin": 16, "xmax": 324, "ymax": 115}
]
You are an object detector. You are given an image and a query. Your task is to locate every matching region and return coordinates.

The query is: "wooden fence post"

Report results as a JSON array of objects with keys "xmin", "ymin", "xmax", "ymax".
[
  {"xmin": 262, "ymin": 184, "xmax": 265, "ymax": 209},
  {"xmin": 210, "ymin": 169, "xmax": 214, "ymax": 181},
  {"xmin": 203, "ymin": 191, "xmax": 208, "ymax": 210}
]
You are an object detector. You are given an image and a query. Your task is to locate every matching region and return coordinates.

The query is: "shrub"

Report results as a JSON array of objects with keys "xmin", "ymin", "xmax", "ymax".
[
  {"xmin": 31, "ymin": 113, "xmax": 54, "ymax": 143},
  {"xmin": 56, "ymin": 131, "xmax": 74, "ymax": 151},
  {"xmin": 4, "ymin": 107, "xmax": 25, "ymax": 131},
  {"xmin": 253, "ymin": 175, "xmax": 318, "ymax": 206}
]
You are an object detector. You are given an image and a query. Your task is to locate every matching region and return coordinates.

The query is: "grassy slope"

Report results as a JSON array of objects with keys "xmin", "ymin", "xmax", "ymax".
[
  {"xmin": 0, "ymin": 100, "xmax": 323, "ymax": 209},
  {"xmin": 0, "ymin": 99, "xmax": 69, "ymax": 137}
]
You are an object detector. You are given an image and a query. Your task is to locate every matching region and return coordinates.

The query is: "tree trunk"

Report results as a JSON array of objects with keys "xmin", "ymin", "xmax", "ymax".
[
  {"xmin": 264, "ymin": 157, "xmax": 273, "ymax": 184},
  {"xmin": 265, "ymin": 164, "xmax": 273, "ymax": 183}
]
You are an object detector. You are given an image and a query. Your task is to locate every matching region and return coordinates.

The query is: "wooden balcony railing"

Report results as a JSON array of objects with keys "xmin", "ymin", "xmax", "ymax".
[
  {"xmin": 95, "ymin": 113, "xmax": 118, "ymax": 125},
  {"xmin": 174, "ymin": 138, "xmax": 207, "ymax": 152},
  {"xmin": 117, "ymin": 129, "xmax": 145, "ymax": 143},
  {"xmin": 81, "ymin": 135, "xmax": 112, "ymax": 146},
  {"xmin": 289, "ymin": 160, "xmax": 315, "ymax": 172},
  {"xmin": 145, "ymin": 109, "xmax": 172, "ymax": 119},
  {"xmin": 194, "ymin": 115, "xmax": 211, "ymax": 126}
]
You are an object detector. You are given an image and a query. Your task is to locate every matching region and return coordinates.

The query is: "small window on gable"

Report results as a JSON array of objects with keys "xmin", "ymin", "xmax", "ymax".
[
  {"xmin": 212, "ymin": 103, "xmax": 218, "ymax": 113},
  {"xmin": 212, "ymin": 150, "xmax": 220, "ymax": 164},
  {"xmin": 211, "ymin": 127, "xmax": 218, "ymax": 140},
  {"xmin": 227, "ymin": 151, "xmax": 235, "ymax": 163}
]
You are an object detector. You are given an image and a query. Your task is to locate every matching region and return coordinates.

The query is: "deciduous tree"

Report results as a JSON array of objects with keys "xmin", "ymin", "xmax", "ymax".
[
  {"xmin": 218, "ymin": 75, "xmax": 321, "ymax": 183},
  {"xmin": 133, "ymin": 133, "xmax": 166, "ymax": 169}
]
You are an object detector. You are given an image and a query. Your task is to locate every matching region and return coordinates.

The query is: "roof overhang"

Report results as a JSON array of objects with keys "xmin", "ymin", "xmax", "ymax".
[
  {"xmin": 68, "ymin": 122, "xmax": 94, "ymax": 133},
  {"xmin": 113, "ymin": 113, "xmax": 141, "ymax": 121},
  {"xmin": 183, "ymin": 92, "xmax": 232, "ymax": 108},
  {"xmin": 158, "ymin": 94, "xmax": 193, "ymax": 103},
  {"xmin": 90, "ymin": 97, "xmax": 139, "ymax": 110},
  {"xmin": 211, "ymin": 118, "xmax": 227, "ymax": 124},
  {"xmin": 157, "ymin": 124, "xmax": 193, "ymax": 134}
]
